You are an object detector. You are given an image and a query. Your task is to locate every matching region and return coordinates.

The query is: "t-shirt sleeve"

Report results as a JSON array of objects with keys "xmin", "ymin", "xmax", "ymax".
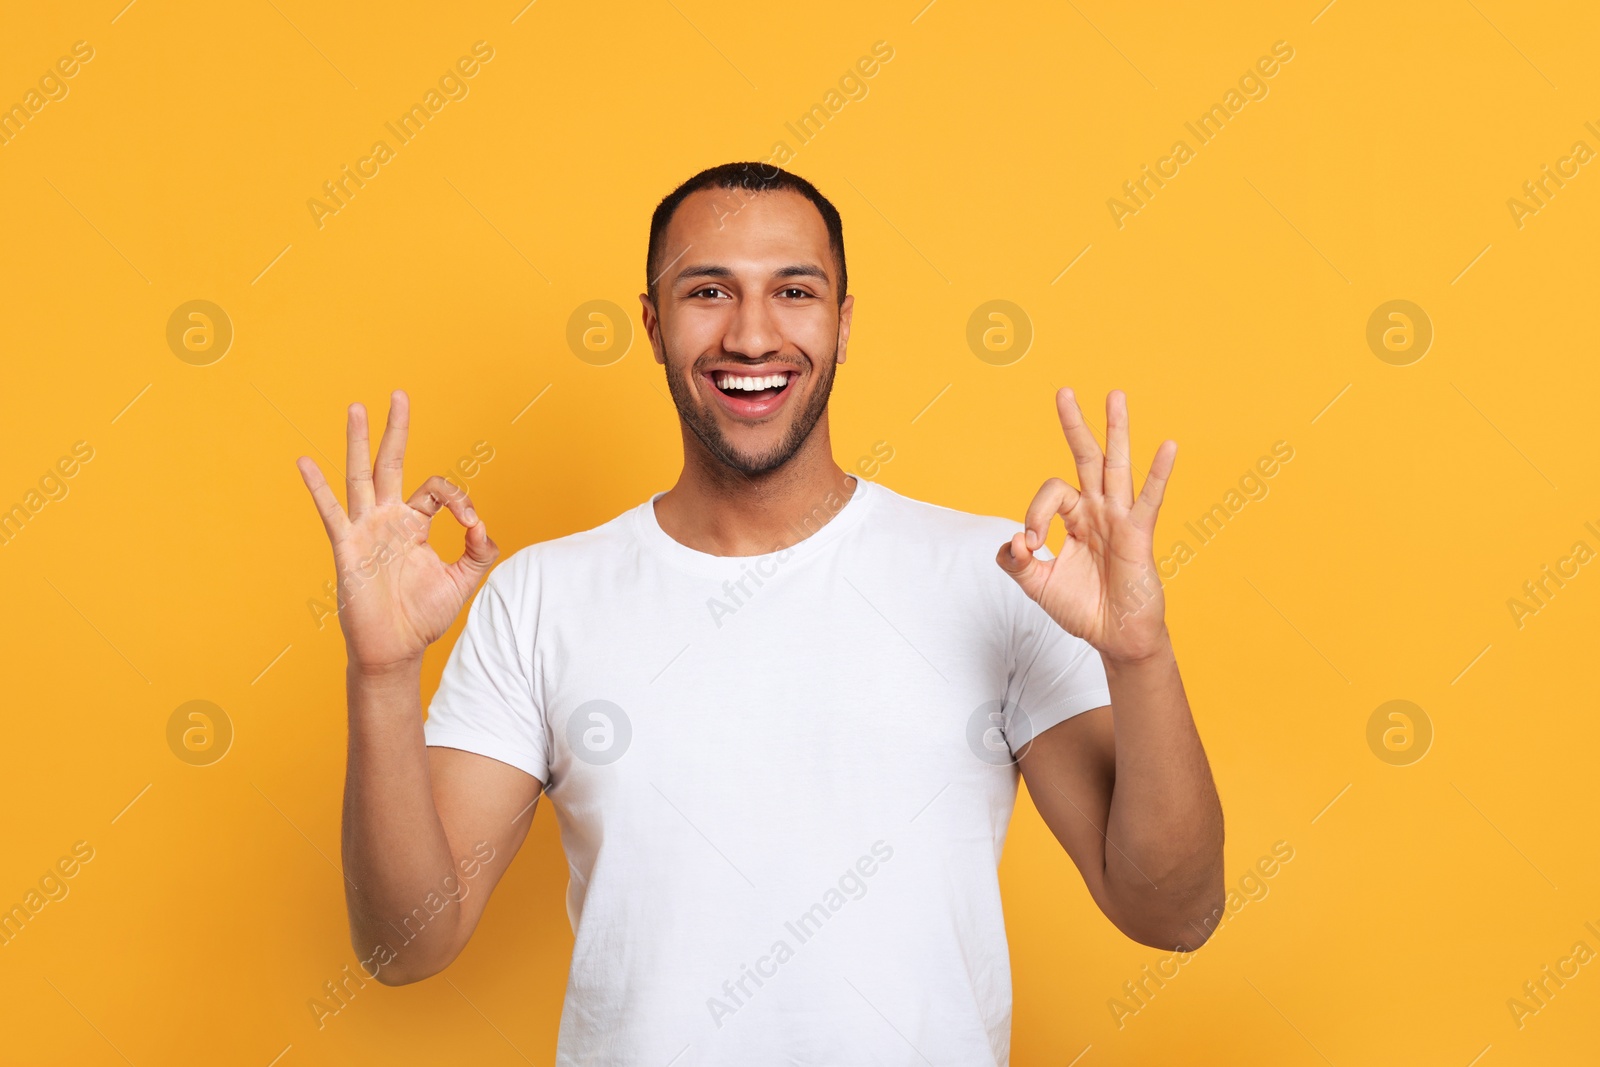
[
  {"xmin": 1001, "ymin": 548, "xmax": 1112, "ymax": 753},
  {"xmin": 423, "ymin": 572, "xmax": 550, "ymax": 785}
]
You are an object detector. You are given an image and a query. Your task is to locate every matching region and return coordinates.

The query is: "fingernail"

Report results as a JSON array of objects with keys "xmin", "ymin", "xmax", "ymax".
[{"xmin": 465, "ymin": 509, "xmax": 478, "ymax": 524}]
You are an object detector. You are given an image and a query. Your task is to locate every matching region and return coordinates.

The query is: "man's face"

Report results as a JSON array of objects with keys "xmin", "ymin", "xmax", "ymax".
[{"xmin": 642, "ymin": 187, "xmax": 853, "ymax": 476}]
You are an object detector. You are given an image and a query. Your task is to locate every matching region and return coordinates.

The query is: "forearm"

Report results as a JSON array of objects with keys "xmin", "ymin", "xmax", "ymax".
[
  {"xmin": 1101, "ymin": 633, "xmax": 1224, "ymax": 946},
  {"xmin": 341, "ymin": 660, "xmax": 464, "ymax": 982}
]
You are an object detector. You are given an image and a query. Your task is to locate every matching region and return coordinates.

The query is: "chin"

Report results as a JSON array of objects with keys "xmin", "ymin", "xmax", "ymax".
[{"xmin": 709, "ymin": 432, "xmax": 799, "ymax": 476}]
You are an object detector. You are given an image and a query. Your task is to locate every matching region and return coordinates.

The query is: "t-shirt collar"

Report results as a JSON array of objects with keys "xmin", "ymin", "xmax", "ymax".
[{"xmin": 630, "ymin": 474, "xmax": 879, "ymax": 577}]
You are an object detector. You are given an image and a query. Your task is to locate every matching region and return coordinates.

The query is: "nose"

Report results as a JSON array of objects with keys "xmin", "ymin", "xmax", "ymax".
[{"xmin": 721, "ymin": 291, "xmax": 782, "ymax": 362}]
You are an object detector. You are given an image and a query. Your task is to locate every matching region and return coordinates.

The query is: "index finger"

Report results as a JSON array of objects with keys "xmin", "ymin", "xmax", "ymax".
[
  {"xmin": 1055, "ymin": 387, "xmax": 1104, "ymax": 496},
  {"xmin": 1024, "ymin": 476, "xmax": 1081, "ymax": 551}
]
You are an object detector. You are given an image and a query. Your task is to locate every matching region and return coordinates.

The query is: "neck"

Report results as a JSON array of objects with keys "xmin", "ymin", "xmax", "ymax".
[{"xmin": 653, "ymin": 414, "xmax": 858, "ymax": 556}]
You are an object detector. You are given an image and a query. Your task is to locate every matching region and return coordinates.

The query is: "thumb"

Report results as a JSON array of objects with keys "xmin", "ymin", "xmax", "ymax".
[
  {"xmin": 450, "ymin": 519, "xmax": 499, "ymax": 586},
  {"xmin": 996, "ymin": 531, "xmax": 1050, "ymax": 601}
]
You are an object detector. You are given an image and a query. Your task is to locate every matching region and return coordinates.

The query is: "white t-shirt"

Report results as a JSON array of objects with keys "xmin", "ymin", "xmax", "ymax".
[{"xmin": 423, "ymin": 475, "xmax": 1111, "ymax": 1065}]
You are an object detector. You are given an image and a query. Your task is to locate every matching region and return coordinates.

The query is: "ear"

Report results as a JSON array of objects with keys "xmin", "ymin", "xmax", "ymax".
[
  {"xmin": 639, "ymin": 293, "xmax": 666, "ymax": 365},
  {"xmin": 836, "ymin": 293, "xmax": 854, "ymax": 365}
]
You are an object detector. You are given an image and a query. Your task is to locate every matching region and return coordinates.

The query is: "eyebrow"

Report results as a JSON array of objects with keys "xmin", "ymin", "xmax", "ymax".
[{"xmin": 674, "ymin": 263, "xmax": 831, "ymax": 289}]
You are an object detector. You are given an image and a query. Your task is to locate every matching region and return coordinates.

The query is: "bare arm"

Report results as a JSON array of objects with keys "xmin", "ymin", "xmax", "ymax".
[
  {"xmin": 998, "ymin": 388, "xmax": 1224, "ymax": 951},
  {"xmin": 1018, "ymin": 642, "xmax": 1223, "ymax": 950},
  {"xmin": 342, "ymin": 665, "xmax": 542, "ymax": 984},
  {"xmin": 297, "ymin": 390, "xmax": 541, "ymax": 985}
]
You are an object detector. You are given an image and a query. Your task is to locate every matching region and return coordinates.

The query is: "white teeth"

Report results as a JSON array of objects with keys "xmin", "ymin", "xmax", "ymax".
[{"xmin": 716, "ymin": 373, "xmax": 789, "ymax": 391}]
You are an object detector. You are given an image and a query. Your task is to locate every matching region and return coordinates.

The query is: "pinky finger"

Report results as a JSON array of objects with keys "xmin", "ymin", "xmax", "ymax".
[
  {"xmin": 297, "ymin": 457, "xmax": 350, "ymax": 541},
  {"xmin": 1129, "ymin": 440, "xmax": 1177, "ymax": 531}
]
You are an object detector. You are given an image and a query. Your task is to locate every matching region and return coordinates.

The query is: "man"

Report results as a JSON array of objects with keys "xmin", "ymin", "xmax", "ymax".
[{"xmin": 296, "ymin": 162, "xmax": 1224, "ymax": 1064}]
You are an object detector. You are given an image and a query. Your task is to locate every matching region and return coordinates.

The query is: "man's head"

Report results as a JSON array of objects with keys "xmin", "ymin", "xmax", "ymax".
[{"xmin": 641, "ymin": 163, "xmax": 853, "ymax": 478}]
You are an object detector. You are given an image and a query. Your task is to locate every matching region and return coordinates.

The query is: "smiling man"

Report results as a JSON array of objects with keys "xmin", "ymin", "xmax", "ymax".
[{"xmin": 296, "ymin": 162, "xmax": 1224, "ymax": 1065}]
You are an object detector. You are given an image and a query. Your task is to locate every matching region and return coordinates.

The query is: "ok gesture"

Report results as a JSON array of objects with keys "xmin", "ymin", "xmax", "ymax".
[
  {"xmin": 997, "ymin": 388, "xmax": 1175, "ymax": 665},
  {"xmin": 296, "ymin": 390, "xmax": 498, "ymax": 674}
]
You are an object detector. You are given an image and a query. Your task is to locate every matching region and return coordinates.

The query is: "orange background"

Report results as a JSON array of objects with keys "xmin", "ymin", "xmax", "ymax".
[{"xmin": 2, "ymin": 1, "xmax": 1597, "ymax": 1064}]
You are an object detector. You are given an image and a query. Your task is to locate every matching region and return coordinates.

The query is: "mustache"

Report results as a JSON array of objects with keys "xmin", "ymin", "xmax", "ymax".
[{"xmin": 695, "ymin": 357, "xmax": 807, "ymax": 373}]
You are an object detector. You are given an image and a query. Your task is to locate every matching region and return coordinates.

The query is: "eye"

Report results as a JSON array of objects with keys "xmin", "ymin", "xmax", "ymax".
[
  {"xmin": 690, "ymin": 286, "xmax": 729, "ymax": 299},
  {"xmin": 780, "ymin": 287, "xmax": 814, "ymax": 299}
]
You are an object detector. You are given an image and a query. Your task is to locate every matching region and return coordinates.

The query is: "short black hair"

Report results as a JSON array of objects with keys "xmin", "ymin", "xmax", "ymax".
[{"xmin": 646, "ymin": 162, "xmax": 847, "ymax": 308}]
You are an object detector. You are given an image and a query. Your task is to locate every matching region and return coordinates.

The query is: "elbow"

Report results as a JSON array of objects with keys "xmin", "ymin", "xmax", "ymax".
[
  {"xmin": 1097, "ymin": 807, "xmax": 1227, "ymax": 952},
  {"xmin": 1119, "ymin": 910, "xmax": 1220, "ymax": 954},
  {"xmin": 349, "ymin": 925, "xmax": 463, "ymax": 987},
  {"xmin": 372, "ymin": 961, "xmax": 437, "ymax": 987},
  {"xmin": 1150, "ymin": 875, "xmax": 1228, "ymax": 953},
  {"xmin": 1167, "ymin": 898, "xmax": 1225, "ymax": 953},
  {"xmin": 366, "ymin": 946, "xmax": 457, "ymax": 986},
  {"xmin": 1108, "ymin": 867, "xmax": 1227, "ymax": 953}
]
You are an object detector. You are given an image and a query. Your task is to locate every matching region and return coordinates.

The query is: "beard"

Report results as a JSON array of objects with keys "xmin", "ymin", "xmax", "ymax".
[{"xmin": 663, "ymin": 344, "xmax": 838, "ymax": 477}]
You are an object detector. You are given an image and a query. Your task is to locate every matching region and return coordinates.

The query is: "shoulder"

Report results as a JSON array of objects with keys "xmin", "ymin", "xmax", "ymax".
[
  {"xmin": 865, "ymin": 480, "xmax": 1025, "ymax": 547},
  {"xmin": 480, "ymin": 503, "xmax": 641, "ymax": 601},
  {"xmin": 862, "ymin": 482, "xmax": 1035, "ymax": 610}
]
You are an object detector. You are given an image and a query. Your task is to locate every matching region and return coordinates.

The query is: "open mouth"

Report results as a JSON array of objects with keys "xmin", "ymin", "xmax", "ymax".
[
  {"xmin": 714, "ymin": 371, "xmax": 791, "ymax": 401},
  {"xmin": 706, "ymin": 369, "xmax": 797, "ymax": 418}
]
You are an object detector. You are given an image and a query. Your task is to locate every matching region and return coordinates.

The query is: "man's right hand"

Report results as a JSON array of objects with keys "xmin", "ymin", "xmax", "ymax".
[{"xmin": 295, "ymin": 390, "xmax": 499, "ymax": 674}]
